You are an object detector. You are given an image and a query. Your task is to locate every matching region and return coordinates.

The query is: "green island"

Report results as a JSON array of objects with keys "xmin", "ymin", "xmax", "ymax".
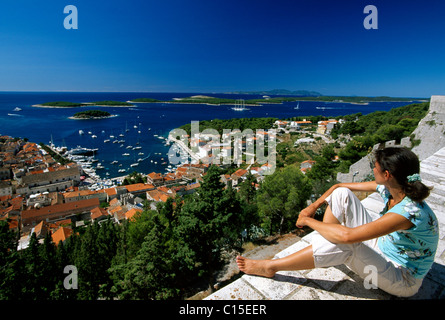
[
  {"xmin": 129, "ymin": 98, "xmax": 162, "ymax": 103},
  {"xmin": 130, "ymin": 95, "xmax": 260, "ymax": 105},
  {"xmin": 128, "ymin": 94, "xmax": 427, "ymax": 106},
  {"xmin": 34, "ymin": 100, "xmax": 134, "ymax": 108},
  {"xmin": 36, "ymin": 95, "xmax": 426, "ymax": 109},
  {"xmin": 38, "ymin": 101, "xmax": 85, "ymax": 108},
  {"xmin": 71, "ymin": 110, "xmax": 113, "ymax": 119},
  {"xmin": 88, "ymin": 100, "xmax": 133, "ymax": 106}
]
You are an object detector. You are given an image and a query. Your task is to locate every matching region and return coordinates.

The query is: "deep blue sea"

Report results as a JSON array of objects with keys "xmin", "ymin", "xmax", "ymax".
[{"xmin": 0, "ymin": 92, "xmax": 416, "ymax": 179}]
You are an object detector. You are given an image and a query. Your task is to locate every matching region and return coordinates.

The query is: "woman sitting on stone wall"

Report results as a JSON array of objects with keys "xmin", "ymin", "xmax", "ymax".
[{"xmin": 236, "ymin": 147, "xmax": 439, "ymax": 297}]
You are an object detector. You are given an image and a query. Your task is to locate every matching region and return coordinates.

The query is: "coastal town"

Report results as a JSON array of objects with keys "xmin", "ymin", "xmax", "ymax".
[
  {"xmin": 0, "ymin": 117, "xmax": 341, "ymax": 251},
  {"xmin": 0, "ymin": 114, "xmax": 337, "ymax": 250}
]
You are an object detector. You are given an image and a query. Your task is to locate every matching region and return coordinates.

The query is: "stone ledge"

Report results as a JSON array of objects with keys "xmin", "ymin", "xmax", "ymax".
[{"xmin": 206, "ymin": 230, "xmax": 445, "ymax": 300}]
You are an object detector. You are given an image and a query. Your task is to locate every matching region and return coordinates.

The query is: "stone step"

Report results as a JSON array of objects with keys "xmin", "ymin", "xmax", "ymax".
[
  {"xmin": 360, "ymin": 192, "xmax": 384, "ymax": 215},
  {"xmin": 426, "ymin": 192, "xmax": 445, "ymax": 207},
  {"xmin": 420, "ymin": 170, "xmax": 445, "ymax": 186}
]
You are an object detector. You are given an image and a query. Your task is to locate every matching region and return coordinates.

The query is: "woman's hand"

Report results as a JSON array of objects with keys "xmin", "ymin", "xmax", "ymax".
[
  {"xmin": 296, "ymin": 214, "xmax": 310, "ymax": 228},
  {"xmin": 296, "ymin": 203, "xmax": 317, "ymax": 228},
  {"xmin": 299, "ymin": 204, "xmax": 317, "ymax": 219}
]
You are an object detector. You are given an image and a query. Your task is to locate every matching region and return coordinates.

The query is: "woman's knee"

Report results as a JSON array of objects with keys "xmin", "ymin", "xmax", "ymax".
[
  {"xmin": 331, "ymin": 187, "xmax": 354, "ymax": 201},
  {"xmin": 329, "ymin": 187, "xmax": 368, "ymax": 227}
]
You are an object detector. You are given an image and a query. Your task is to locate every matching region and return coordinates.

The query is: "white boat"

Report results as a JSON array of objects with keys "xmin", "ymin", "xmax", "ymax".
[
  {"xmin": 232, "ymin": 107, "xmax": 248, "ymax": 111},
  {"xmin": 13, "ymin": 107, "xmax": 22, "ymax": 111},
  {"xmin": 67, "ymin": 146, "xmax": 98, "ymax": 156},
  {"xmin": 88, "ymin": 131, "xmax": 92, "ymax": 135},
  {"xmin": 133, "ymin": 146, "xmax": 142, "ymax": 150},
  {"xmin": 92, "ymin": 135, "xmax": 97, "ymax": 138},
  {"xmin": 138, "ymin": 152, "xmax": 144, "ymax": 155},
  {"xmin": 79, "ymin": 130, "xmax": 84, "ymax": 135},
  {"xmin": 104, "ymin": 139, "xmax": 110, "ymax": 143},
  {"xmin": 111, "ymin": 160, "xmax": 118, "ymax": 164},
  {"xmin": 118, "ymin": 169, "xmax": 126, "ymax": 173},
  {"xmin": 110, "ymin": 135, "xmax": 115, "ymax": 138},
  {"xmin": 130, "ymin": 163, "xmax": 139, "ymax": 167},
  {"xmin": 123, "ymin": 153, "xmax": 130, "ymax": 156},
  {"xmin": 232, "ymin": 99, "xmax": 248, "ymax": 111},
  {"xmin": 126, "ymin": 145, "xmax": 133, "ymax": 149}
]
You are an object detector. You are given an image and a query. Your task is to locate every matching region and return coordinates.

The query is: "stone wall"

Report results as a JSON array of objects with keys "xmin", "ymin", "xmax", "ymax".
[
  {"xmin": 411, "ymin": 95, "xmax": 445, "ymax": 161},
  {"xmin": 336, "ymin": 137, "xmax": 411, "ymax": 183},
  {"xmin": 337, "ymin": 95, "xmax": 444, "ymax": 183}
]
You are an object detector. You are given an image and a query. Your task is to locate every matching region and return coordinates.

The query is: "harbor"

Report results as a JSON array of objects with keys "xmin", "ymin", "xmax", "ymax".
[{"xmin": 47, "ymin": 130, "xmax": 183, "ymax": 191}]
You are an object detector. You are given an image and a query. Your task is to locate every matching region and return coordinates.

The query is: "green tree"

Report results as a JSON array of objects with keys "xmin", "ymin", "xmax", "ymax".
[
  {"xmin": 0, "ymin": 220, "xmax": 23, "ymax": 299},
  {"xmin": 110, "ymin": 201, "xmax": 195, "ymax": 299},
  {"xmin": 176, "ymin": 165, "xmax": 245, "ymax": 288},
  {"xmin": 96, "ymin": 218, "xmax": 119, "ymax": 299},
  {"xmin": 75, "ymin": 222, "xmax": 101, "ymax": 300},
  {"xmin": 257, "ymin": 166, "xmax": 312, "ymax": 234},
  {"xmin": 38, "ymin": 232, "xmax": 58, "ymax": 299}
]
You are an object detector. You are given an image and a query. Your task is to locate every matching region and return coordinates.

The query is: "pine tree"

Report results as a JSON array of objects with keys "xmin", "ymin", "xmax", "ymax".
[
  {"xmin": 38, "ymin": 232, "xmax": 58, "ymax": 299},
  {"xmin": 257, "ymin": 165, "xmax": 312, "ymax": 234},
  {"xmin": 0, "ymin": 220, "xmax": 23, "ymax": 299},
  {"xmin": 22, "ymin": 232, "xmax": 42, "ymax": 299},
  {"xmin": 177, "ymin": 165, "xmax": 246, "ymax": 288},
  {"xmin": 75, "ymin": 222, "xmax": 100, "ymax": 300}
]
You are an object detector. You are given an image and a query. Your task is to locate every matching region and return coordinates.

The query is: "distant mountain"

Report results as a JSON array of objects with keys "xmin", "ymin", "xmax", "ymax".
[{"xmin": 227, "ymin": 89, "xmax": 322, "ymax": 97}]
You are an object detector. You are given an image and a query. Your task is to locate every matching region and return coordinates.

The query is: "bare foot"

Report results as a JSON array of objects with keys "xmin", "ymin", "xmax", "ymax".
[{"xmin": 236, "ymin": 256, "xmax": 276, "ymax": 278}]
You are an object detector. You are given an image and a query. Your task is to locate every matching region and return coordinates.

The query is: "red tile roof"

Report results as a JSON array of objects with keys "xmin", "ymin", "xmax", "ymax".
[
  {"xmin": 51, "ymin": 227, "xmax": 73, "ymax": 245},
  {"xmin": 125, "ymin": 208, "xmax": 143, "ymax": 221}
]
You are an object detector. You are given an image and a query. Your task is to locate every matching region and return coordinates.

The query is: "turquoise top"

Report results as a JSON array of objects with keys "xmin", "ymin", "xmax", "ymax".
[{"xmin": 376, "ymin": 185, "xmax": 439, "ymax": 278}]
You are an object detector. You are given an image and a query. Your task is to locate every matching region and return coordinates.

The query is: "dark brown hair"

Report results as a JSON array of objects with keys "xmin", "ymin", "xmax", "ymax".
[{"xmin": 374, "ymin": 147, "xmax": 432, "ymax": 202}]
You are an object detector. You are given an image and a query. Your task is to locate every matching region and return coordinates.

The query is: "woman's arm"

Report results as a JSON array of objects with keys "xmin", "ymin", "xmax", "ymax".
[
  {"xmin": 296, "ymin": 212, "xmax": 413, "ymax": 244},
  {"xmin": 300, "ymin": 181, "xmax": 379, "ymax": 219}
]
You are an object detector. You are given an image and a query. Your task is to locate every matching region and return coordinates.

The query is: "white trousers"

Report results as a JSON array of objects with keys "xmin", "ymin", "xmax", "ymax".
[{"xmin": 311, "ymin": 187, "xmax": 423, "ymax": 297}]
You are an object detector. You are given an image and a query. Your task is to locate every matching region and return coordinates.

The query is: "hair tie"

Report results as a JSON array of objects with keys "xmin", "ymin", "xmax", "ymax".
[{"xmin": 407, "ymin": 173, "xmax": 421, "ymax": 183}]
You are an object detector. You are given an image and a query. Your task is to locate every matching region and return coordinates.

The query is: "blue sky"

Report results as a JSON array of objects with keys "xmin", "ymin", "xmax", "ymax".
[{"xmin": 0, "ymin": 0, "xmax": 444, "ymax": 97}]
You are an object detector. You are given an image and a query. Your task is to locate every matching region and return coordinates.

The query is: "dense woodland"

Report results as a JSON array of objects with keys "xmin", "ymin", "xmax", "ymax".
[{"xmin": 0, "ymin": 102, "xmax": 429, "ymax": 300}]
